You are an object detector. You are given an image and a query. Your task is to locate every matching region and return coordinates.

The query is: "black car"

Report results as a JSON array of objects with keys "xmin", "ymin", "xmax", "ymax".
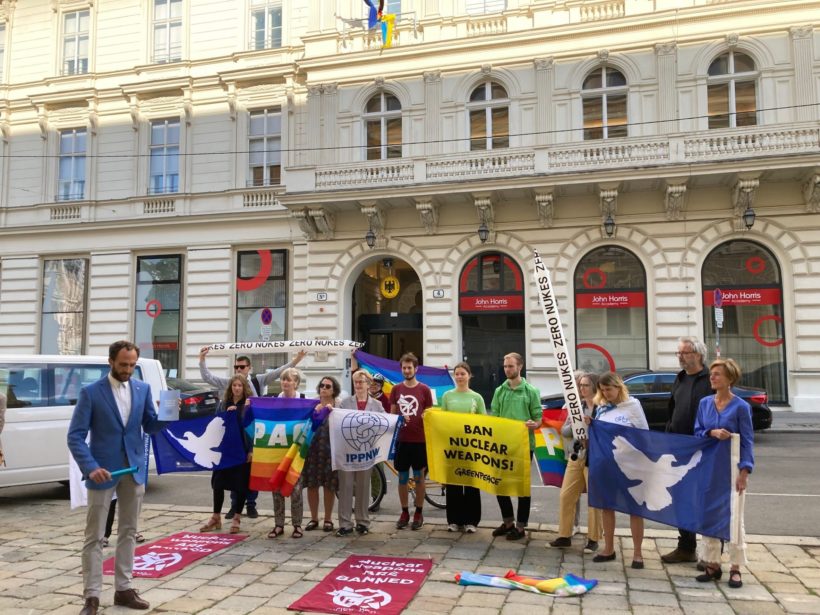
[
  {"xmin": 541, "ymin": 371, "xmax": 772, "ymax": 431},
  {"xmin": 166, "ymin": 377, "xmax": 220, "ymax": 420}
]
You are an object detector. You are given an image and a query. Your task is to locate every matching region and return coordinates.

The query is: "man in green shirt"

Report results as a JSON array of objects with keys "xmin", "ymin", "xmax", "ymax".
[{"xmin": 490, "ymin": 352, "xmax": 541, "ymax": 540}]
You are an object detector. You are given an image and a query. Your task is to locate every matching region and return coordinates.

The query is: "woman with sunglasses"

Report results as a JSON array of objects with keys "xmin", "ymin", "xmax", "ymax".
[{"xmin": 302, "ymin": 376, "xmax": 340, "ymax": 532}]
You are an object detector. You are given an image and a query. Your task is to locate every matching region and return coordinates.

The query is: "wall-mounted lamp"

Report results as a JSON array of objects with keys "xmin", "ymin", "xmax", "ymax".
[
  {"xmin": 603, "ymin": 214, "xmax": 616, "ymax": 237},
  {"xmin": 477, "ymin": 222, "xmax": 489, "ymax": 243},
  {"xmin": 365, "ymin": 227, "xmax": 376, "ymax": 249},
  {"xmin": 742, "ymin": 206, "xmax": 756, "ymax": 230}
]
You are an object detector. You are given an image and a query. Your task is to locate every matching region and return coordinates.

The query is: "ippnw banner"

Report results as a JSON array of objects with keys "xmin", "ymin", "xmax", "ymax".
[
  {"xmin": 424, "ymin": 410, "xmax": 531, "ymax": 497},
  {"xmin": 289, "ymin": 555, "xmax": 432, "ymax": 615}
]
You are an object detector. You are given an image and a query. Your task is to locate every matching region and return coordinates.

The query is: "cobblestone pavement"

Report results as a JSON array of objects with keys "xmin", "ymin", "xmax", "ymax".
[{"xmin": 1, "ymin": 501, "xmax": 818, "ymax": 614}]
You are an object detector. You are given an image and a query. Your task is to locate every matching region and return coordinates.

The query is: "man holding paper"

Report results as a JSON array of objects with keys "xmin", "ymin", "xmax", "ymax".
[{"xmin": 67, "ymin": 341, "xmax": 166, "ymax": 615}]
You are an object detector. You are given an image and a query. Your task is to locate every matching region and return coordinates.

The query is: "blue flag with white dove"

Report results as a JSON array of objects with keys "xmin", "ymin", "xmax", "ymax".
[
  {"xmin": 152, "ymin": 413, "xmax": 248, "ymax": 474},
  {"xmin": 588, "ymin": 420, "xmax": 732, "ymax": 540}
]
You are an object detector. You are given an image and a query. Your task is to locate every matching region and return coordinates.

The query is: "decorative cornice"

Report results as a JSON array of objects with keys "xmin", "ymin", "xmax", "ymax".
[
  {"xmin": 534, "ymin": 189, "xmax": 554, "ymax": 227},
  {"xmin": 415, "ymin": 199, "xmax": 438, "ymax": 235},
  {"xmin": 655, "ymin": 42, "xmax": 677, "ymax": 56},
  {"xmin": 599, "ymin": 187, "xmax": 618, "ymax": 220},
  {"xmin": 291, "ymin": 208, "xmax": 318, "ymax": 241},
  {"xmin": 309, "ymin": 207, "xmax": 335, "ymax": 239},
  {"xmin": 423, "ymin": 71, "xmax": 441, "ymax": 84},
  {"xmin": 128, "ymin": 94, "xmax": 140, "ymax": 131},
  {"xmin": 473, "ymin": 193, "xmax": 494, "ymax": 229},
  {"xmin": 790, "ymin": 25, "xmax": 814, "ymax": 40},
  {"xmin": 732, "ymin": 176, "xmax": 759, "ymax": 216},
  {"xmin": 534, "ymin": 57, "xmax": 554, "ymax": 71},
  {"xmin": 804, "ymin": 171, "xmax": 820, "ymax": 213},
  {"xmin": 360, "ymin": 201, "xmax": 385, "ymax": 236},
  {"xmin": 664, "ymin": 180, "xmax": 687, "ymax": 221}
]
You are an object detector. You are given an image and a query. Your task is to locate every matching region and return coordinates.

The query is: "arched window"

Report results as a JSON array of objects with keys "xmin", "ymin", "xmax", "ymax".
[
  {"xmin": 467, "ymin": 81, "xmax": 509, "ymax": 151},
  {"xmin": 707, "ymin": 51, "xmax": 758, "ymax": 129},
  {"xmin": 574, "ymin": 246, "xmax": 647, "ymax": 371},
  {"xmin": 582, "ymin": 66, "xmax": 627, "ymax": 140},
  {"xmin": 364, "ymin": 92, "xmax": 402, "ymax": 160}
]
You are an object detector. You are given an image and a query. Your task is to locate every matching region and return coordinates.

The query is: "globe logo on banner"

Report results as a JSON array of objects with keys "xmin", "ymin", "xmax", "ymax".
[
  {"xmin": 329, "ymin": 587, "xmax": 392, "ymax": 610},
  {"xmin": 341, "ymin": 412, "xmax": 390, "ymax": 451}
]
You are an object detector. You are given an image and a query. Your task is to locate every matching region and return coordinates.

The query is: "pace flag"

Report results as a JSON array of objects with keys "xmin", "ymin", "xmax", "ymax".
[
  {"xmin": 535, "ymin": 408, "xmax": 568, "ymax": 487},
  {"xmin": 329, "ymin": 408, "xmax": 402, "ymax": 471},
  {"xmin": 152, "ymin": 413, "xmax": 248, "ymax": 474},
  {"xmin": 588, "ymin": 420, "xmax": 732, "ymax": 540},
  {"xmin": 353, "ymin": 350, "xmax": 455, "ymax": 407}
]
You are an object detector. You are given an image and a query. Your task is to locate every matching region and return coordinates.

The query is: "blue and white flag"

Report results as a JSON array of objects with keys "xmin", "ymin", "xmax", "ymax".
[
  {"xmin": 152, "ymin": 413, "xmax": 248, "ymax": 474},
  {"xmin": 588, "ymin": 420, "xmax": 732, "ymax": 540},
  {"xmin": 328, "ymin": 408, "xmax": 402, "ymax": 471}
]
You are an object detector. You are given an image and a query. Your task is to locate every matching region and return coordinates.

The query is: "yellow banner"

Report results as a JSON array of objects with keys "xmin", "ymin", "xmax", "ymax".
[{"xmin": 424, "ymin": 410, "xmax": 531, "ymax": 497}]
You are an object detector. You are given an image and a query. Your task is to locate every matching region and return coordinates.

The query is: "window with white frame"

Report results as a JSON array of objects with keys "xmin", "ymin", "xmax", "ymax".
[
  {"xmin": 582, "ymin": 66, "xmax": 628, "ymax": 140},
  {"xmin": 468, "ymin": 81, "xmax": 509, "ymax": 151},
  {"xmin": 466, "ymin": 0, "xmax": 506, "ymax": 14},
  {"xmin": 62, "ymin": 10, "xmax": 89, "ymax": 75},
  {"xmin": 364, "ymin": 92, "xmax": 402, "ymax": 160},
  {"xmin": 250, "ymin": 0, "xmax": 283, "ymax": 50},
  {"xmin": 249, "ymin": 108, "xmax": 281, "ymax": 186},
  {"xmin": 57, "ymin": 128, "xmax": 86, "ymax": 201},
  {"xmin": 153, "ymin": 0, "xmax": 182, "ymax": 63},
  {"xmin": 149, "ymin": 119, "xmax": 179, "ymax": 194},
  {"xmin": 41, "ymin": 258, "xmax": 88, "ymax": 355},
  {"xmin": 135, "ymin": 255, "xmax": 182, "ymax": 373},
  {"xmin": 707, "ymin": 51, "xmax": 758, "ymax": 129}
]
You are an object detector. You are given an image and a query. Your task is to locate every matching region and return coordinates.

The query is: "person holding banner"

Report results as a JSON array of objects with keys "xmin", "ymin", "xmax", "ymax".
[
  {"xmin": 335, "ymin": 370, "xmax": 385, "ymax": 536},
  {"xmin": 440, "ymin": 362, "xmax": 486, "ymax": 533},
  {"xmin": 694, "ymin": 358, "xmax": 754, "ymax": 589},
  {"xmin": 302, "ymin": 376, "xmax": 340, "ymax": 532},
  {"xmin": 490, "ymin": 352, "xmax": 542, "ymax": 541},
  {"xmin": 589, "ymin": 372, "xmax": 648, "ymax": 568},
  {"xmin": 369, "ymin": 372, "xmax": 391, "ymax": 413}
]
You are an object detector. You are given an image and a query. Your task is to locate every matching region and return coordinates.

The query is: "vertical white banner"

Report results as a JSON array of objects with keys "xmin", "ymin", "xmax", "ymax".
[{"xmin": 730, "ymin": 433, "xmax": 740, "ymax": 545}]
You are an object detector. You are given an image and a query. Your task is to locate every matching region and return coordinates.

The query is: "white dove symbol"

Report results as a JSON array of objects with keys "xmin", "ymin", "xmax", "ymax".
[
  {"xmin": 612, "ymin": 436, "xmax": 703, "ymax": 511},
  {"xmin": 167, "ymin": 416, "xmax": 226, "ymax": 468}
]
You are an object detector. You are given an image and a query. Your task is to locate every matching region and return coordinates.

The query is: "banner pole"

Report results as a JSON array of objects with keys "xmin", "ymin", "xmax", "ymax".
[
  {"xmin": 730, "ymin": 433, "xmax": 740, "ymax": 545},
  {"xmin": 532, "ymin": 250, "xmax": 586, "ymax": 443}
]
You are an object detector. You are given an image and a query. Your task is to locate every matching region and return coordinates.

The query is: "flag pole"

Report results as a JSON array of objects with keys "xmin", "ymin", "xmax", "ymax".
[{"xmin": 729, "ymin": 433, "xmax": 740, "ymax": 545}]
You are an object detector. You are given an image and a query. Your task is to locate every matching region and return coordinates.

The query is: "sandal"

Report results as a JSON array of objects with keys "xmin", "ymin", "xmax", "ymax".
[
  {"xmin": 229, "ymin": 514, "xmax": 242, "ymax": 535},
  {"xmin": 323, "ymin": 521, "xmax": 334, "ymax": 532},
  {"xmin": 292, "ymin": 526, "xmax": 304, "ymax": 539},
  {"xmin": 267, "ymin": 526, "xmax": 284, "ymax": 539},
  {"xmin": 728, "ymin": 569, "xmax": 743, "ymax": 588},
  {"xmin": 696, "ymin": 564, "xmax": 722, "ymax": 582},
  {"xmin": 305, "ymin": 520, "xmax": 319, "ymax": 531},
  {"xmin": 199, "ymin": 515, "xmax": 222, "ymax": 532}
]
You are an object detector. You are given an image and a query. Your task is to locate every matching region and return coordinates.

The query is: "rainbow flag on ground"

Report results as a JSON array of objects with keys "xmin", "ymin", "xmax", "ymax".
[
  {"xmin": 268, "ymin": 406, "xmax": 331, "ymax": 497},
  {"xmin": 353, "ymin": 350, "xmax": 455, "ymax": 407},
  {"xmin": 248, "ymin": 397, "xmax": 314, "ymax": 492},
  {"xmin": 456, "ymin": 570, "xmax": 596, "ymax": 597},
  {"xmin": 535, "ymin": 408, "xmax": 568, "ymax": 487}
]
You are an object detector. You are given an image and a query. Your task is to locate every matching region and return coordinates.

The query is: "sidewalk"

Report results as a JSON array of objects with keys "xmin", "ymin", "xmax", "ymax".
[
  {"xmin": 769, "ymin": 411, "xmax": 820, "ymax": 433},
  {"xmin": 0, "ymin": 501, "xmax": 818, "ymax": 615}
]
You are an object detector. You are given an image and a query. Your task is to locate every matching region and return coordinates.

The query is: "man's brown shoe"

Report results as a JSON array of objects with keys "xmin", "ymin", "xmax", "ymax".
[
  {"xmin": 114, "ymin": 589, "xmax": 150, "ymax": 610},
  {"xmin": 661, "ymin": 548, "xmax": 698, "ymax": 564},
  {"xmin": 79, "ymin": 596, "xmax": 99, "ymax": 615}
]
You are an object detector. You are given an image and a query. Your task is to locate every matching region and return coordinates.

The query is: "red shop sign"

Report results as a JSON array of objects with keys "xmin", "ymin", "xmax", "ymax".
[
  {"xmin": 459, "ymin": 295, "xmax": 524, "ymax": 313},
  {"xmin": 703, "ymin": 288, "xmax": 781, "ymax": 306},
  {"xmin": 575, "ymin": 291, "xmax": 646, "ymax": 309}
]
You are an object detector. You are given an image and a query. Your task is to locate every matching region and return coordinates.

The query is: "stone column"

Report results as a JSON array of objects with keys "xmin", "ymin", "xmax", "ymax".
[
  {"xmin": 534, "ymin": 58, "xmax": 554, "ymax": 145},
  {"xmin": 655, "ymin": 43, "xmax": 678, "ymax": 134},
  {"xmin": 423, "ymin": 71, "xmax": 442, "ymax": 155},
  {"xmin": 306, "ymin": 85, "xmax": 323, "ymax": 166},
  {"xmin": 790, "ymin": 26, "xmax": 815, "ymax": 122},
  {"xmin": 321, "ymin": 83, "xmax": 338, "ymax": 165}
]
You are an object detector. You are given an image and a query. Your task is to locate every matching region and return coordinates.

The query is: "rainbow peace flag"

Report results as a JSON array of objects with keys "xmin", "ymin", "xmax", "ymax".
[
  {"xmin": 455, "ymin": 570, "xmax": 596, "ymax": 597},
  {"xmin": 268, "ymin": 406, "xmax": 331, "ymax": 497},
  {"xmin": 534, "ymin": 408, "xmax": 568, "ymax": 487},
  {"xmin": 353, "ymin": 350, "xmax": 455, "ymax": 407},
  {"xmin": 248, "ymin": 397, "xmax": 314, "ymax": 492}
]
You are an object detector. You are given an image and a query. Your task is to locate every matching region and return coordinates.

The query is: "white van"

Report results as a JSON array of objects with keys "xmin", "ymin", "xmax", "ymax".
[{"xmin": 0, "ymin": 354, "xmax": 166, "ymax": 488}]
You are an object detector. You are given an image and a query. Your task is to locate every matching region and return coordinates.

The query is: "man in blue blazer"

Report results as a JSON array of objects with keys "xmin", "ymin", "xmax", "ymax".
[{"xmin": 68, "ymin": 340, "xmax": 166, "ymax": 615}]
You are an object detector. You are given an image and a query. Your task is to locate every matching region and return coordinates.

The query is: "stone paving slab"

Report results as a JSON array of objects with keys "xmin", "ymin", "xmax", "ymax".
[{"xmin": 0, "ymin": 501, "xmax": 818, "ymax": 614}]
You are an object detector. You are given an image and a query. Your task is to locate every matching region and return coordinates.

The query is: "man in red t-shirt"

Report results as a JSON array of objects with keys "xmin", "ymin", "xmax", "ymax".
[{"xmin": 389, "ymin": 352, "xmax": 433, "ymax": 530}]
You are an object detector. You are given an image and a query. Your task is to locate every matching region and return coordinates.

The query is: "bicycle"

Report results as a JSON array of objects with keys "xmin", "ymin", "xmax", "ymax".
[{"xmin": 368, "ymin": 461, "xmax": 446, "ymax": 512}]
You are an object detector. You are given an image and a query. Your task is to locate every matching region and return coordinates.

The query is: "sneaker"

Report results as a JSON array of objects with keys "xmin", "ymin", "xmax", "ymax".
[
  {"xmin": 246, "ymin": 505, "xmax": 259, "ymax": 519},
  {"xmin": 492, "ymin": 523, "xmax": 513, "ymax": 537},
  {"xmin": 396, "ymin": 511, "xmax": 410, "ymax": 529},
  {"xmin": 661, "ymin": 548, "xmax": 698, "ymax": 564},
  {"xmin": 355, "ymin": 524, "xmax": 369, "ymax": 535},
  {"xmin": 411, "ymin": 512, "xmax": 424, "ymax": 530},
  {"xmin": 224, "ymin": 507, "xmax": 236, "ymax": 520},
  {"xmin": 465, "ymin": 525, "xmax": 477, "ymax": 533},
  {"xmin": 549, "ymin": 537, "xmax": 572, "ymax": 548},
  {"xmin": 447, "ymin": 523, "xmax": 460, "ymax": 532},
  {"xmin": 584, "ymin": 540, "xmax": 599, "ymax": 553},
  {"xmin": 506, "ymin": 527, "xmax": 526, "ymax": 541},
  {"xmin": 335, "ymin": 527, "xmax": 354, "ymax": 537}
]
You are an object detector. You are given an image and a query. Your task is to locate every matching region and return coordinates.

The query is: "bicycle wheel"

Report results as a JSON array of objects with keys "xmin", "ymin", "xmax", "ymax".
[
  {"xmin": 368, "ymin": 464, "xmax": 387, "ymax": 512},
  {"xmin": 422, "ymin": 471, "xmax": 447, "ymax": 509}
]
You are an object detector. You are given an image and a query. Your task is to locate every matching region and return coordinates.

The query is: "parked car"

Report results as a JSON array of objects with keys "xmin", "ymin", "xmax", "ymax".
[
  {"xmin": 166, "ymin": 377, "xmax": 220, "ymax": 420},
  {"xmin": 541, "ymin": 370, "xmax": 772, "ymax": 431}
]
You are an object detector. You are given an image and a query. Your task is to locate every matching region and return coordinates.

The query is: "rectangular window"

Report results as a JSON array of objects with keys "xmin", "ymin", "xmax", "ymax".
[
  {"xmin": 57, "ymin": 128, "xmax": 86, "ymax": 201},
  {"xmin": 236, "ymin": 250, "xmax": 288, "ymax": 388},
  {"xmin": 40, "ymin": 258, "xmax": 88, "ymax": 355},
  {"xmin": 250, "ymin": 0, "xmax": 282, "ymax": 50},
  {"xmin": 583, "ymin": 97, "xmax": 604, "ymax": 140},
  {"xmin": 491, "ymin": 106, "xmax": 509, "ymax": 149},
  {"xmin": 62, "ymin": 10, "xmax": 89, "ymax": 75},
  {"xmin": 153, "ymin": 0, "xmax": 182, "ymax": 63},
  {"xmin": 606, "ymin": 94, "xmax": 628, "ymax": 138},
  {"xmin": 135, "ymin": 255, "xmax": 182, "ymax": 373},
  {"xmin": 735, "ymin": 80, "xmax": 758, "ymax": 127},
  {"xmin": 466, "ymin": 0, "xmax": 506, "ymax": 14},
  {"xmin": 248, "ymin": 108, "xmax": 281, "ymax": 186},
  {"xmin": 707, "ymin": 83, "xmax": 730, "ymax": 129},
  {"xmin": 470, "ymin": 109, "xmax": 487, "ymax": 151},
  {"xmin": 149, "ymin": 119, "xmax": 180, "ymax": 194}
]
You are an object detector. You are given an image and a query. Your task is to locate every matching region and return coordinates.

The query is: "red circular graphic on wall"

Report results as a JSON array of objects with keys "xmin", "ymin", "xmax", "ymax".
[
  {"xmin": 745, "ymin": 257, "xmax": 766, "ymax": 275},
  {"xmin": 582, "ymin": 268, "xmax": 607, "ymax": 289},
  {"xmin": 752, "ymin": 315, "xmax": 784, "ymax": 347},
  {"xmin": 145, "ymin": 300, "xmax": 162, "ymax": 319},
  {"xmin": 577, "ymin": 342, "xmax": 616, "ymax": 372},
  {"xmin": 237, "ymin": 250, "xmax": 273, "ymax": 292}
]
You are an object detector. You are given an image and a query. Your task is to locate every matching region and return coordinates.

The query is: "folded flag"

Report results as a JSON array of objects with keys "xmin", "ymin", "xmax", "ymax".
[
  {"xmin": 249, "ymin": 397, "xmax": 315, "ymax": 492},
  {"xmin": 152, "ymin": 413, "xmax": 247, "ymax": 474},
  {"xmin": 329, "ymin": 408, "xmax": 401, "ymax": 471},
  {"xmin": 455, "ymin": 570, "xmax": 596, "ymax": 597},
  {"xmin": 588, "ymin": 420, "xmax": 732, "ymax": 540},
  {"xmin": 354, "ymin": 350, "xmax": 455, "ymax": 407},
  {"xmin": 269, "ymin": 405, "xmax": 331, "ymax": 497},
  {"xmin": 535, "ymin": 408, "xmax": 568, "ymax": 487}
]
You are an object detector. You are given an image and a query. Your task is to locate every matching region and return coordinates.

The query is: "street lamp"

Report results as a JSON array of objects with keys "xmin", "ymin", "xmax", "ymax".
[
  {"xmin": 742, "ymin": 206, "xmax": 756, "ymax": 230},
  {"xmin": 365, "ymin": 227, "xmax": 376, "ymax": 248},
  {"xmin": 603, "ymin": 214, "xmax": 616, "ymax": 237},
  {"xmin": 477, "ymin": 222, "xmax": 489, "ymax": 243}
]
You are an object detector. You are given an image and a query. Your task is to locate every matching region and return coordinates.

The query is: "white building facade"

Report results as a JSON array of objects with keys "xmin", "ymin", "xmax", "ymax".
[{"xmin": 0, "ymin": 0, "xmax": 819, "ymax": 410}]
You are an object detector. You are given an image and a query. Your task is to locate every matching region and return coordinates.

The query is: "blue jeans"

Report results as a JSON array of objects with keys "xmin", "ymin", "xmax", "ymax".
[{"xmin": 231, "ymin": 489, "xmax": 258, "ymax": 510}]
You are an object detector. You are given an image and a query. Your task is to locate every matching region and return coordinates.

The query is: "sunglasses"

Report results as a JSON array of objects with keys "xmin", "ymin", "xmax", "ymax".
[
  {"xmin": 234, "ymin": 364, "xmax": 249, "ymax": 370},
  {"xmin": 319, "ymin": 383, "xmax": 333, "ymax": 389}
]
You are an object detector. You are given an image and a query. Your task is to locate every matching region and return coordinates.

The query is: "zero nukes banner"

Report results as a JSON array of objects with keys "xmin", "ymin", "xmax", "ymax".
[
  {"xmin": 204, "ymin": 339, "xmax": 363, "ymax": 355},
  {"xmin": 424, "ymin": 410, "xmax": 531, "ymax": 497}
]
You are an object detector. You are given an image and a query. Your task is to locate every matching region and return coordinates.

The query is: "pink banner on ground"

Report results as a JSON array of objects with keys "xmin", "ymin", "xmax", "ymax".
[
  {"xmin": 103, "ymin": 532, "xmax": 246, "ymax": 578},
  {"xmin": 289, "ymin": 555, "xmax": 433, "ymax": 615}
]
